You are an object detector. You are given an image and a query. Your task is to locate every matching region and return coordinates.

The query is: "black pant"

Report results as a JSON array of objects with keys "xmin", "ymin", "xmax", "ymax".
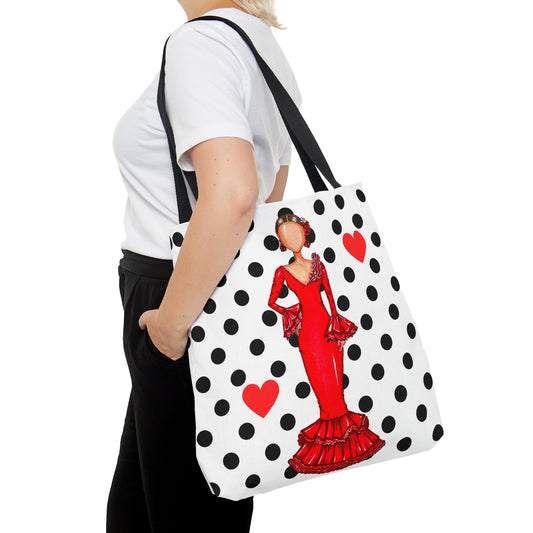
[{"xmin": 106, "ymin": 250, "xmax": 254, "ymax": 532}]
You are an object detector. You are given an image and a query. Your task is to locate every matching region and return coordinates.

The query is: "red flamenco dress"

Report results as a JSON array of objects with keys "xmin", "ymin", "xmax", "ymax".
[{"xmin": 268, "ymin": 252, "xmax": 386, "ymax": 474}]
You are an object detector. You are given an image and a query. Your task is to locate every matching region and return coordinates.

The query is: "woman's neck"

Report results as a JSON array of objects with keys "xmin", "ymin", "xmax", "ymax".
[{"xmin": 178, "ymin": 0, "xmax": 249, "ymax": 21}]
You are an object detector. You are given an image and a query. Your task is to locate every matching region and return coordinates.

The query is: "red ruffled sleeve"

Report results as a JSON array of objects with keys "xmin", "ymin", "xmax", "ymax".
[
  {"xmin": 281, "ymin": 303, "xmax": 303, "ymax": 338},
  {"xmin": 325, "ymin": 313, "xmax": 358, "ymax": 342}
]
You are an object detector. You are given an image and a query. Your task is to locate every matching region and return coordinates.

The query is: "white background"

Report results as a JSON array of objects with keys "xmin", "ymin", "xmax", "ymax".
[{"xmin": 1, "ymin": 0, "xmax": 531, "ymax": 531}]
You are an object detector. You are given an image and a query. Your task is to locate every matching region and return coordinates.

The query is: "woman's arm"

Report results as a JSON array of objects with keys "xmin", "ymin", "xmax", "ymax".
[
  {"xmin": 265, "ymin": 165, "xmax": 289, "ymax": 203},
  {"xmin": 321, "ymin": 263, "xmax": 338, "ymax": 315},
  {"xmin": 267, "ymin": 268, "xmax": 287, "ymax": 314},
  {"xmin": 140, "ymin": 136, "xmax": 258, "ymax": 359}
]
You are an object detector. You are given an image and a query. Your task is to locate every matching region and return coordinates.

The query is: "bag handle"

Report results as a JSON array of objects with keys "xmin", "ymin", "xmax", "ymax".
[{"xmin": 157, "ymin": 15, "xmax": 342, "ymax": 224}]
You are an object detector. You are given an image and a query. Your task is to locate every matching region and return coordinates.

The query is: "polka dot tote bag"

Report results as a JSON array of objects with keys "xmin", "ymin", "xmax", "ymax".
[{"xmin": 158, "ymin": 16, "xmax": 445, "ymax": 501}]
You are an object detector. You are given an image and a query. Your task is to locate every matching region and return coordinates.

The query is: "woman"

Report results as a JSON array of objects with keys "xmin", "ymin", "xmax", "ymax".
[
  {"xmin": 107, "ymin": 1, "xmax": 301, "ymax": 531},
  {"xmin": 268, "ymin": 214, "xmax": 386, "ymax": 474}
]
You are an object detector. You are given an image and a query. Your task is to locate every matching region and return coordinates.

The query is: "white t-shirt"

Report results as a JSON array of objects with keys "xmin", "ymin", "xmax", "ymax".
[{"xmin": 113, "ymin": 7, "xmax": 303, "ymax": 260}]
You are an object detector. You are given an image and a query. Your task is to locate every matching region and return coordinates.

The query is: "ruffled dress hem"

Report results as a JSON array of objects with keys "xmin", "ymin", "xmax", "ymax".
[
  {"xmin": 288, "ymin": 411, "xmax": 386, "ymax": 474},
  {"xmin": 289, "ymin": 438, "xmax": 386, "ymax": 474}
]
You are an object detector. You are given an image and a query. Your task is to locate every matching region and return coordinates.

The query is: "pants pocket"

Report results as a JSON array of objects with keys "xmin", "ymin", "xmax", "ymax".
[{"xmin": 142, "ymin": 327, "xmax": 188, "ymax": 366}]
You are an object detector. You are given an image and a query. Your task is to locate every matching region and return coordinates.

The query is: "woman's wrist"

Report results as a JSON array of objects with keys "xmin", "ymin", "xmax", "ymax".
[{"xmin": 158, "ymin": 305, "xmax": 190, "ymax": 337}]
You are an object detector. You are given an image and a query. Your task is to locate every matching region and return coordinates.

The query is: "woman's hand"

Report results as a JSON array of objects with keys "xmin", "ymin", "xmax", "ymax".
[
  {"xmin": 337, "ymin": 339, "xmax": 346, "ymax": 351},
  {"xmin": 138, "ymin": 308, "xmax": 188, "ymax": 361}
]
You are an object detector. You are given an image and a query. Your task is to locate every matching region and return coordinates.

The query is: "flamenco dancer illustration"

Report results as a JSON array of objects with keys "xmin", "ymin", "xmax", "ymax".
[{"xmin": 268, "ymin": 213, "xmax": 386, "ymax": 474}]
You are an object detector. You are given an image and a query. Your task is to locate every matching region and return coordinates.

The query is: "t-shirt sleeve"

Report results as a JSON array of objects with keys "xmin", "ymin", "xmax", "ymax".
[{"xmin": 164, "ymin": 28, "xmax": 254, "ymax": 171}]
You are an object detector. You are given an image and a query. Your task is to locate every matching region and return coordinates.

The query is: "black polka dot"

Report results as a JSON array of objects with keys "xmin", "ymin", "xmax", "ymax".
[
  {"xmin": 391, "ymin": 276, "xmax": 400, "ymax": 291},
  {"xmin": 284, "ymin": 466, "xmax": 298, "ymax": 479},
  {"xmin": 230, "ymin": 369, "xmax": 246, "ymax": 387},
  {"xmin": 191, "ymin": 326, "xmax": 205, "ymax": 342},
  {"xmin": 371, "ymin": 363, "xmax": 385, "ymax": 380},
  {"xmin": 239, "ymin": 423, "xmax": 255, "ymax": 440},
  {"xmin": 271, "ymin": 360, "xmax": 286, "ymax": 378},
  {"xmin": 334, "ymin": 194, "xmax": 345, "ymax": 209},
  {"xmin": 416, "ymin": 404, "xmax": 428, "ymax": 421},
  {"xmin": 295, "ymin": 381, "xmax": 310, "ymax": 398},
  {"xmin": 403, "ymin": 352, "xmax": 413, "ymax": 369},
  {"xmin": 313, "ymin": 199, "xmax": 325, "ymax": 215},
  {"xmin": 280, "ymin": 413, "xmax": 296, "ymax": 430},
  {"xmin": 210, "ymin": 483, "xmax": 220, "ymax": 496},
  {"xmin": 223, "ymin": 453, "xmax": 239, "ymax": 469},
  {"xmin": 382, "ymin": 415, "xmax": 396, "ymax": 433},
  {"xmin": 234, "ymin": 290, "xmax": 250, "ymax": 306},
  {"xmin": 245, "ymin": 474, "xmax": 260, "ymax": 488},
  {"xmin": 337, "ymin": 294, "xmax": 350, "ymax": 311},
  {"xmin": 248, "ymin": 262, "xmax": 264, "ymax": 278},
  {"xmin": 370, "ymin": 232, "xmax": 381, "ymax": 247},
  {"xmin": 343, "ymin": 374, "xmax": 349, "ymax": 389},
  {"xmin": 250, "ymin": 338, "xmax": 265, "ymax": 356},
  {"xmin": 217, "ymin": 275, "xmax": 227, "ymax": 288},
  {"xmin": 264, "ymin": 235, "xmax": 280, "ymax": 251},
  {"xmin": 323, "ymin": 247, "xmax": 336, "ymax": 263},
  {"xmin": 423, "ymin": 372, "xmax": 433, "ymax": 390},
  {"xmin": 214, "ymin": 399, "xmax": 230, "ymax": 416},
  {"xmin": 332, "ymin": 219, "xmax": 342, "ymax": 235},
  {"xmin": 360, "ymin": 314, "xmax": 373, "ymax": 330},
  {"xmin": 380, "ymin": 334, "xmax": 393, "ymax": 350},
  {"xmin": 433, "ymin": 424, "xmax": 444, "ymax": 441},
  {"xmin": 223, "ymin": 319, "xmax": 238, "ymax": 335},
  {"xmin": 203, "ymin": 299, "xmax": 216, "ymax": 314},
  {"xmin": 397, "ymin": 437, "xmax": 412, "ymax": 452},
  {"xmin": 359, "ymin": 395, "xmax": 373, "ymax": 412},
  {"xmin": 172, "ymin": 232, "xmax": 184, "ymax": 247},
  {"xmin": 369, "ymin": 258, "xmax": 381, "ymax": 273},
  {"xmin": 248, "ymin": 220, "xmax": 255, "ymax": 232},
  {"xmin": 347, "ymin": 344, "xmax": 361, "ymax": 361},
  {"xmin": 344, "ymin": 266, "xmax": 356, "ymax": 282},
  {"xmin": 262, "ymin": 309, "xmax": 278, "ymax": 327},
  {"xmin": 195, "ymin": 376, "xmax": 211, "ymax": 393},
  {"xmin": 197, "ymin": 430, "xmax": 213, "ymax": 447},
  {"xmin": 356, "ymin": 189, "xmax": 366, "ymax": 202},
  {"xmin": 366, "ymin": 285, "xmax": 378, "ymax": 301},
  {"xmin": 389, "ymin": 304, "xmax": 399, "ymax": 319},
  {"xmin": 394, "ymin": 385, "xmax": 408, "ymax": 402},
  {"xmin": 265, "ymin": 444, "xmax": 281, "ymax": 461},
  {"xmin": 211, "ymin": 347, "xmax": 226, "ymax": 365},
  {"xmin": 407, "ymin": 322, "xmax": 417, "ymax": 339},
  {"xmin": 352, "ymin": 213, "xmax": 363, "ymax": 228}
]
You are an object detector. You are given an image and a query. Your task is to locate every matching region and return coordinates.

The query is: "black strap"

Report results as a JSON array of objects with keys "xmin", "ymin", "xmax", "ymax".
[{"xmin": 157, "ymin": 15, "xmax": 342, "ymax": 225}]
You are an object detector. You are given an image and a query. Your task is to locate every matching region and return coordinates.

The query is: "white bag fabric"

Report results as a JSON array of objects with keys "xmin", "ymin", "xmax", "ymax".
[{"xmin": 158, "ymin": 16, "xmax": 444, "ymax": 501}]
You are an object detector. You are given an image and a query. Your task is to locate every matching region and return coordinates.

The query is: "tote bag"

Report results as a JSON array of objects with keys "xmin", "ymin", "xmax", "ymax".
[{"xmin": 157, "ymin": 16, "xmax": 444, "ymax": 501}]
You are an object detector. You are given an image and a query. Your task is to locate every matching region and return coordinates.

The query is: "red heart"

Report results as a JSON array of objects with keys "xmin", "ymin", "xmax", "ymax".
[
  {"xmin": 343, "ymin": 230, "xmax": 366, "ymax": 263},
  {"xmin": 242, "ymin": 380, "xmax": 279, "ymax": 418}
]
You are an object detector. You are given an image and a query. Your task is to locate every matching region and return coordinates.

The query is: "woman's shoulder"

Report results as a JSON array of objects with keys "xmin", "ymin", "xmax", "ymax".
[
  {"xmin": 166, "ymin": 14, "xmax": 302, "ymax": 107},
  {"xmin": 166, "ymin": 22, "xmax": 249, "ymax": 76},
  {"xmin": 167, "ymin": 23, "xmax": 221, "ymax": 53}
]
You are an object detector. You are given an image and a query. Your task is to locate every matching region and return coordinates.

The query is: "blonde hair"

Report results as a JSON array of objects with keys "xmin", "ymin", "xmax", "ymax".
[{"xmin": 232, "ymin": 0, "xmax": 287, "ymax": 30}]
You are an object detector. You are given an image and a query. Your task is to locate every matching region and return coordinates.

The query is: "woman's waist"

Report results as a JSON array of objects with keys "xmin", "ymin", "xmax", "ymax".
[
  {"xmin": 119, "ymin": 249, "xmax": 174, "ymax": 280},
  {"xmin": 299, "ymin": 303, "xmax": 330, "ymax": 320}
]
